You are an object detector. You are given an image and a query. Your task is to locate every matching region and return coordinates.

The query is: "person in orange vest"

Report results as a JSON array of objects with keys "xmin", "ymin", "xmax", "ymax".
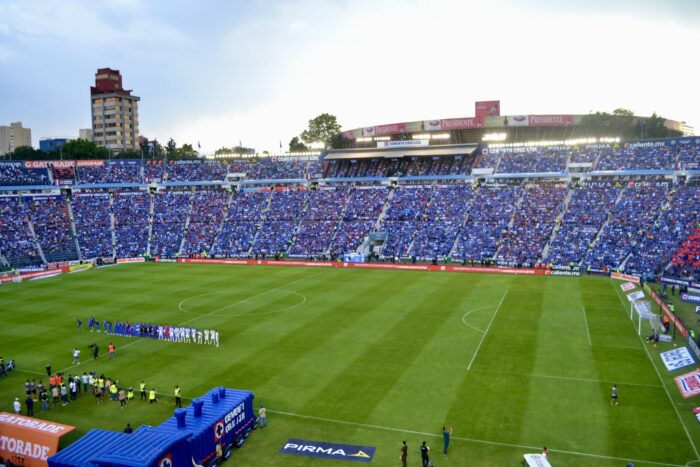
[
  {"xmin": 108, "ymin": 343, "xmax": 115, "ymax": 359},
  {"xmin": 49, "ymin": 374, "xmax": 57, "ymax": 389}
]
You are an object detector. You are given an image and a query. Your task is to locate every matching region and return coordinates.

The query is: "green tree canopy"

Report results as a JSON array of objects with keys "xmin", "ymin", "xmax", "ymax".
[
  {"xmin": 58, "ymin": 139, "xmax": 109, "ymax": 159},
  {"xmin": 2, "ymin": 145, "xmax": 48, "ymax": 160},
  {"xmin": 300, "ymin": 113, "xmax": 342, "ymax": 148},
  {"xmin": 288, "ymin": 136, "xmax": 309, "ymax": 153},
  {"xmin": 640, "ymin": 112, "xmax": 669, "ymax": 139}
]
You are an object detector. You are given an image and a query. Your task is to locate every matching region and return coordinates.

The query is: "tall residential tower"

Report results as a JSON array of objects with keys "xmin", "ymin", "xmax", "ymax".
[
  {"xmin": 90, "ymin": 68, "xmax": 139, "ymax": 153},
  {"xmin": 0, "ymin": 122, "xmax": 32, "ymax": 155}
]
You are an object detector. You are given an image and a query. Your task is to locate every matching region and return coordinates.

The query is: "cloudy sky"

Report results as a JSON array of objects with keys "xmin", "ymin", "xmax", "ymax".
[{"xmin": 0, "ymin": 0, "xmax": 698, "ymax": 153}]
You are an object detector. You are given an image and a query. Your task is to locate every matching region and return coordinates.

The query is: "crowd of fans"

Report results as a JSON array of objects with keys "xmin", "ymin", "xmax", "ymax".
[
  {"xmin": 546, "ymin": 183, "xmax": 621, "ymax": 266},
  {"xmin": 27, "ymin": 195, "xmax": 79, "ymax": 263},
  {"xmin": 0, "ymin": 197, "xmax": 42, "ymax": 266},
  {"xmin": 212, "ymin": 191, "xmax": 269, "ymax": 256},
  {"xmin": 151, "ymin": 191, "xmax": 192, "ymax": 257},
  {"xmin": 113, "ymin": 191, "xmax": 150, "ymax": 258},
  {"xmin": 181, "ymin": 190, "xmax": 230, "ymax": 255},
  {"xmin": 72, "ymin": 193, "xmax": 113, "ymax": 259},
  {"xmin": 0, "ymin": 164, "xmax": 50, "ymax": 186},
  {"xmin": 1, "ymin": 144, "xmax": 700, "ymax": 277}
]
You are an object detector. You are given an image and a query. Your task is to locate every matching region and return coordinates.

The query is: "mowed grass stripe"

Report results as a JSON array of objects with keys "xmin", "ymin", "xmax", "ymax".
[{"xmin": 298, "ymin": 273, "xmax": 482, "ymax": 425}]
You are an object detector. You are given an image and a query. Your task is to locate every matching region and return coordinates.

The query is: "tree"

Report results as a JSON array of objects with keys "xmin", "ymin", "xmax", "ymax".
[
  {"xmin": 139, "ymin": 138, "xmax": 151, "ymax": 159},
  {"xmin": 176, "ymin": 143, "xmax": 198, "ymax": 159},
  {"xmin": 640, "ymin": 112, "xmax": 669, "ymax": 139},
  {"xmin": 300, "ymin": 113, "xmax": 342, "ymax": 148},
  {"xmin": 288, "ymin": 136, "xmax": 309, "ymax": 153},
  {"xmin": 114, "ymin": 150, "xmax": 141, "ymax": 160},
  {"xmin": 612, "ymin": 108, "xmax": 634, "ymax": 117},
  {"xmin": 58, "ymin": 139, "xmax": 109, "ymax": 159},
  {"xmin": 2, "ymin": 145, "xmax": 48, "ymax": 160},
  {"xmin": 165, "ymin": 138, "xmax": 177, "ymax": 158},
  {"xmin": 330, "ymin": 133, "xmax": 351, "ymax": 150}
]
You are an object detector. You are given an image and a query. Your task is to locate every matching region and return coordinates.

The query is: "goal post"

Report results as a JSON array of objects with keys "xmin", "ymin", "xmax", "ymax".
[{"xmin": 629, "ymin": 300, "xmax": 660, "ymax": 336}]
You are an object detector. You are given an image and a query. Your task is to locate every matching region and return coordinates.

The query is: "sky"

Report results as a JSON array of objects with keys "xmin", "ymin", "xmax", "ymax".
[{"xmin": 0, "ymin": 0, "xmax": 698, "ymax": 154}]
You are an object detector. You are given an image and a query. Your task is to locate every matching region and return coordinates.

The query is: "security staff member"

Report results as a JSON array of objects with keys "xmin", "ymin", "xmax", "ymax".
[
  {"xmin": 140, "ymin": 381, "xmax": 147, "ymax": 400},
  {"xmin": 174, "ymin": 385, "xmax": 182, "ymax": 408}
]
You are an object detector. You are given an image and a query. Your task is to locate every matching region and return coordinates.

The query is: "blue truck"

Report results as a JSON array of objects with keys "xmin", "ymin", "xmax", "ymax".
[{"xmin": 48, "ymin": 387, "xmax": 257, "ymax": 467}]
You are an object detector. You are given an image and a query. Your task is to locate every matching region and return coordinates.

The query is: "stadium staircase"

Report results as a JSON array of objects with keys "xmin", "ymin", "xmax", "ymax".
[
  {"xmin": 0, "ymin": 253, "xmax": 10, "ymax": 268},
  {"xmin": 592, "ymin": 149, "xmax": 605, "ymax": 169},
  {"xmin": 325, "ymin": 191, "xmax": 352, "ymax": 255},
  {"xmin": 373, "ymin": 188, "xmax": 395, "ymax": 232},
  {"xmin": 247, "ymin": 191, "xmax": 273, "ymax": 256},
  {"xmin": 492, "ymin": 153, "xmax": 503, "ymax": 174},
  {"xmin": 287, "ymin": 191, "xmax": 311, "ymax": 255},
  {"xmin": 209, "ymin": 191, "xmax": 235, "ymax": 256},
  {"xmin": 26, "ymin": 213, "xmax": 48, "ymax": 265},
  {"xmin": 146, "ymin": 191, "xmax": 155, "ymax": 256},
  {"xmin": 66, "ymin": 198, "xmax": 83, "ymax": 261},
  {"xmin": 109, "ymin": 195, "xmax": 117, "ymax": 259},
  {"xmin": 541, "ymin": 187, "xmax": 575, "ymax": 261},
  {"xmin": 580, "ymin": 185, "xmax": 627, "ymax": 266},
  {"xmin": 493, "ymin": 189, "xmax": 525, "ymax": 261},
  {"xmin": 176, "ymin": 190, "xmax": 196, "ymax": 257}
]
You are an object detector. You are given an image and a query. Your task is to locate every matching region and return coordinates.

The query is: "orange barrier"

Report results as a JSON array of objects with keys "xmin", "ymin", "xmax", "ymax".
[{"xmin": 0, "ymin": 412, "xmax": 75, "ymax": 467}]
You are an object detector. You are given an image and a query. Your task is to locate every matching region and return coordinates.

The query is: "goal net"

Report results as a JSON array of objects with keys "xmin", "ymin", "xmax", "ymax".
[{"xmin": 629, "ymin": 300, "xmax": 660, "ymax": 336}]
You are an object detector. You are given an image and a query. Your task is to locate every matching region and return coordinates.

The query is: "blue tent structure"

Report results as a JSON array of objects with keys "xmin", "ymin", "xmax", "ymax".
[
  {"xmin": 48, "ymin": 387, "xmax": 256, "ymax": 467},
  {"xmin": 48, "ymin": 429, "xmax": 127, "ymax": 467}
]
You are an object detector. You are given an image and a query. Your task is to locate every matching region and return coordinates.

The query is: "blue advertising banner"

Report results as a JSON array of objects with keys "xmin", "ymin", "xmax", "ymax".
[
  {"xmin": 280, "ymin": 439, "xmax": 376, "ymax": 463},
  {"xmin": 681, "ymin": 293, "xmax": 700, "ymax": 305}
]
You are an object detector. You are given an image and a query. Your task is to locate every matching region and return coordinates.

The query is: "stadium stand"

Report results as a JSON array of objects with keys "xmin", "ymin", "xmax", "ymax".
[
  {"xmin": 1, "ymin": 137, "xmax": 699, "ymax": 277},
  {"xmin": 26, "ymin": 195, "xmax": 79, "ymax": 263},
  {"xmin": 113, "ymin": 190, "xmax": 150, "ymax": 258},
  {"xmin": 72, "ymin": 192, "xmax": 113, "ymax": 259},
  {"xmin": 0, "ymin": 196, "xmax": 43, "ymax": 267}
]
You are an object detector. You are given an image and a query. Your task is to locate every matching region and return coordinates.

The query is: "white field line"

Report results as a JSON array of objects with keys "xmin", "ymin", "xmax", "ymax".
[
  {"xmin": 178, "ymin": 271, "xmax": 324, "ymax": 326},
  {"xmin": 582, "ymin": 305, "xmax": 592, "ymax": 346},
  {"xmin": 266, "ymin": 409, "xmax": 684, "ymax": 467},
  {"xmin": 56, "ymin": 271, "xmax": 323, "ymax": 373},
  {"xmin": 469, "ymin": 368, "xmax": 663, "ymax": 389},
  {"xmin": 461, "ymin": 305, "xmax": 493, "ymax": 334},
  {"xmin": 467, "ymin": 288, "xmax": 509, "ymax": 370},
  {"xmin": 610, "ymin": 281, "xmax": 700, "ymax": 461}
]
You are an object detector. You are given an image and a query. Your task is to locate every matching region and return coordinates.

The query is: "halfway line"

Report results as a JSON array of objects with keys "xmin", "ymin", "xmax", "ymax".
[{"xmin": 467, "ymin": 288, "xmax": 509, "ymax": 371}]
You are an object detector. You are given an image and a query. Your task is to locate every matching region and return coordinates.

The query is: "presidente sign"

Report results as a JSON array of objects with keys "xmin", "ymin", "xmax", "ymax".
[
  {"xmin": 0, "ymin": 413, "xmax": 75, "ymax": 467},
  {"xmin": 675, "ymin": 369, "xmax": 700, "ymax": 399},
  {"xmin": 280, "ymin": 439, "xmax": 376, "ymax": 463}
]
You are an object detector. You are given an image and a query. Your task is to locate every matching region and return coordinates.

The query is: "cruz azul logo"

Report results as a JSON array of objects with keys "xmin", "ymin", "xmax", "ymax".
[
  {"xmin": 214, "ymin": 402, "xmax": 246, "ymax": 441},
  {"xmin": 280, "ymin": 439, "xmax": 376, "ymax": 463}
]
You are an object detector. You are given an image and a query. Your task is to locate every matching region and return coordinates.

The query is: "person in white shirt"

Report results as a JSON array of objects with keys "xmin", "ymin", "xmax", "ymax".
[
  {"xmin": 72, "ymin": 348, "xmax": 81, "ymax": 365},
  {"xmin": 13, "ymin": 397, "xmax": 21, "ymax": 414},
  {"xmin": 213, "ymin": 330, "xmax": 219, "ymax": 347},
  {"xmin": 204, "ymin": 329, "xmax": 210, "ymax": 345}
]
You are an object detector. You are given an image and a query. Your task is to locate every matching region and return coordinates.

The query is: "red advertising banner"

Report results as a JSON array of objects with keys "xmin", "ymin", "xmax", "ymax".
[
  {"xmin": 373, "ymin": 123, "xmax": 406, "ymax": 137},
  {"xmin": 0, "ymin": 412, "xmax": 75, "ymax": 467},
  {"xmin": 424, "ymin": 118, "xmax": 480, "ymax": 131},
  {"xmin": 611, "ymin": 272, "xmax": 640, "ymax": 283},
  {"xmin": 0, "ymin": 268, "xmax": 69, "ymax": 284},
  {"xmin": 176, "ymin": 258, "xmax": 549, "ymax": 276},
  {"xmin": 475, "ymin": 100, "xmax": 501, "ymax": 118},
  {"xmin": 116, "ymin": 257, "xmax": 146, "ymax": 264},
  {"xmin": 675, "ymin": 369, "xmax": 700, "ymax": 399},
  {"xmin": 528, "ymin": 115, "xmax": 575, "ymax": 126},
  {"xmin": 24, "ymin": 160, "xmax": 105, "ymax": 169}
]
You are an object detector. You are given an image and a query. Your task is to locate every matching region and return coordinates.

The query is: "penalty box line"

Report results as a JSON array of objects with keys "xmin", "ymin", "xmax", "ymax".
[
  {"xmin": 267, "ymin": 409, "xmax": 683, "ymax": 467},
  {"xmin": 610, "ymin": 281, "xmax": 700, "ymax": 462}
]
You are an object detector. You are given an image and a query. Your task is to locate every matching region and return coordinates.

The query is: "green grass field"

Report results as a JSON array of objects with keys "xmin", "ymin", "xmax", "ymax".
[{"xmin": 1, "ymin": 263, "xmax": 699, "ymax": 466}]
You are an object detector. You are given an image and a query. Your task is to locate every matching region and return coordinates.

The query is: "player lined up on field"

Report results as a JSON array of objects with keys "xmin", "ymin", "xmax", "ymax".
[{"xmin": 78, "ymin": 317, "xmax": 219, "ymax": 346}]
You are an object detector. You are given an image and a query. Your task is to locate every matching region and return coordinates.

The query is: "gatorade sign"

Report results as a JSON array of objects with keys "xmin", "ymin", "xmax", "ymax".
[{"xmin": 0, "ymin": 412, "xmax": 75, "ymax": 467}]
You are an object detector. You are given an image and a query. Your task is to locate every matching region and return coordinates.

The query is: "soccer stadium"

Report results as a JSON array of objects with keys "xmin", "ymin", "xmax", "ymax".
[
  {"xmin": 2, "ymin": 1, "xmax": 700, "ymax": 466},
  {"xmin": 1, "ymin": 128, "xmax": 700, "ymax": 466}
]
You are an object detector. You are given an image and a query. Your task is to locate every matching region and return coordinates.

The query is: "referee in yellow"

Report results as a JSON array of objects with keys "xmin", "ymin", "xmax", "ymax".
[{"xmin": 174, "ymin": 385, "xmax": 182, "ymax": 408}]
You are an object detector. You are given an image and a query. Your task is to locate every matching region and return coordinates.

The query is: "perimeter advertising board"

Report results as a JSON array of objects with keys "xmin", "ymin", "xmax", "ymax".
[{"xmin": 0, "ymin": 413, "xmax": 75, "ymax": 467}]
